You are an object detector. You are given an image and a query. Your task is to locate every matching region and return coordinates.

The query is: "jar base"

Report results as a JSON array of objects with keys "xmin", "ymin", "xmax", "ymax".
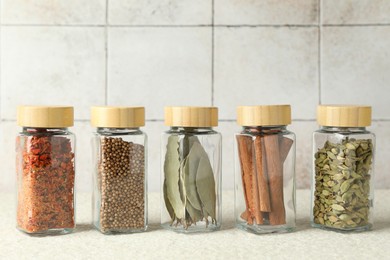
[
  {"xmin": 17, "ymin": 227, "xmax": 74, "ymax": 236},
  {"xmin": 95, "ymin": 225, "xmax": 148, "ymax": 235},
  {"xmin": 236, "ymin": 223, "xmax": 295, "ymax": 234},
  {"xmin": 161, "ymin": 222, "xmax": 220, "ymax": 233},
  {"xmin": 311, "ymin": 222, "xmax": 372, "ymax": 232}
]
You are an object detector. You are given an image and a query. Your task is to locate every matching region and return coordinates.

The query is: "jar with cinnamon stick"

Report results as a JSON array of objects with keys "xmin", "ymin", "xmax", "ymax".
[
  {"xmin": 161, "ymin": 106, "xmax": 222, "ymax": 233},
  {"xmin": 311, "ymin": 105, "xmax": 375, "ymax": 232},
  {"xmin": 16, "ymin": 106, "xmax": 76, "ymax": 235},
  {"xmin": 235, "ymin": 105, "xmax": 296, "ymax": 234},
  {"xmin": 91, "ymin": 106, "xmax": 148, "ymax": 234}
]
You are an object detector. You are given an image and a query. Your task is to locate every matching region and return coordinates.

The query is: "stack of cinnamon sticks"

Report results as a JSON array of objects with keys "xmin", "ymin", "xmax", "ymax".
[{"xmin": 237, "ymin": 134, "xmax": 293, "ymax": 225}]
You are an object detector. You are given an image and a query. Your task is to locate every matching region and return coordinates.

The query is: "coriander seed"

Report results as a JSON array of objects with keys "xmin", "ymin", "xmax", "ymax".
[{"xmin": 91, "ymin": 106, "xmax": 147, "ymax": 234}]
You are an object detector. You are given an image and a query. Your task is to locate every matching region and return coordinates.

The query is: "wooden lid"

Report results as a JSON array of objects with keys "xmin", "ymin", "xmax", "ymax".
[
  {"xmin": 317, "ymin": 105, "xmax": 371, "ymax": 127},
  {"xmin": 164, "ymin": 106, "xmax": 218, "ymax": 127},
  {"xmin": 91, "ymin": 106, "xmax": 145, "ymax": 128},
  {"xmin": 237, "ymin": 105, "xmax": 291, "ymax": 126},
  {"xmin": 17, "ymin": 106, "xmax": 74, "ymax": 127}
]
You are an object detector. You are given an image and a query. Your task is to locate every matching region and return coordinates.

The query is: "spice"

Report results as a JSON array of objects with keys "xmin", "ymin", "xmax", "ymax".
[
  {"xmin": 163, "ymin": 135, "xmax": 216, "ymax": 229},
  {"xmin": 17, "ymin": 134, "xmax": 75, "ymax": 233},
  {"xmin": 313, "ymin": 138, "xmax": 372, "ymax": 229},
  {"xmin": 162, "ymin": 106, "xmax": 220, "ymax": 232},
  {"xmin": 237, "ymin": 134, "xmax": 293, "ymax": 226},
  {"xmin": 91, "ymin": 106, "xmax": 147, "ymax": 233},
  {"xmin": 98, "ymin": 137, "xmax": 145, "ymax": 232}
]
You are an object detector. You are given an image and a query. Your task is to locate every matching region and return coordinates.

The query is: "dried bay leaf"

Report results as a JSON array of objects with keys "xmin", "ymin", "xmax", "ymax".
[
  {"xmin": 183, "ymin": 135, "xmax": 204, "ymax": 222},
  {"xmin": 165, "ymin": 134, "xmax": 217, "ymax": 228},
  {"xmin": 179, "ymin": 157, "xmax": 187, "ymax": 210},
  {"xmin": 197, "ymin": 156, "xmax": 217, "ymax": 221},
  {"xmin": 163, "ymin": 179, "xmax": 175, "ymax": 221},
  {"xmin": 193, "ymin": 142, "xmax": 216, "ymax": 221},
  {"xmin": 188, "ymin": 135, "xmax": 201, "ymax": 148},
  {"xmin": 185, "ymin": 200, "xmax": 202, "ymax": 223},
  {"xmin": 180, "ymin": 136, "xmax": 191, "ymax": 160},
  {"xmin": 164, "ymin": 135, "xmax": 185, "ymax": 220},
  {"xmin": 183, "ymin": 147, "xmax": 202, "ymax": 210}
]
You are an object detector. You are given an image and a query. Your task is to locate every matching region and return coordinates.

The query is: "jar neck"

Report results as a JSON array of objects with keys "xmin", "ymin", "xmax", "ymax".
[
  {"xmin": 320, "ymin": 126, "xmax": 367, "ymax": 133},
  {"xmin": 97, "ymin": 127, "xmax": 141, "ymax": 134},
  {"xmin": 22, "ymin": 127, "xmax": 69, "ymax": 133},
  {"xmin": 242, "ymin": 125, "xmax": 287, "ymax": 134},
  {"xmin": 169, "ymin": 126, "xmax": 214, "ymax": 134}
]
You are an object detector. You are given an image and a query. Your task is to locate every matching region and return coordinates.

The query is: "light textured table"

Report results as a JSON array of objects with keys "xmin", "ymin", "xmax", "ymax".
[{"xmin": 1, "ymin": 190, "xmax": 390, "ymax": 259}]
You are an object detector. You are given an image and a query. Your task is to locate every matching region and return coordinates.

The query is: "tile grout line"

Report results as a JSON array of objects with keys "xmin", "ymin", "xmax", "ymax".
[
  {"xmin": 0, "ymin": 24, "xmax": 337, "ymax": 28},
  {"xmin": 323, "ymin": 23, "xmax": 390, "ymax": 27},
  {"xmin": 104, "ymin": 0, "xmax": 109, "ymax": 105},
  {"xmin": 318, "ymin": 0, "xmax": 322, "ymax": 105},
  {"xmin": 211, "ymin": 0, "xmax": 215, "ymax": 106},
  {"xmin": 214, "ymin": 24, "xmax": 319, "ymax": 28},
  {"xmin": 0, "ymin": 11, "xmax": 2, "ymax": 122},
  {"xmin": 1, "ymin": 24, "xmax": 390, "ymax": 28},
  {"xmin": 0, "ymin": 3, "xmax": 2, "ymax": 122}
]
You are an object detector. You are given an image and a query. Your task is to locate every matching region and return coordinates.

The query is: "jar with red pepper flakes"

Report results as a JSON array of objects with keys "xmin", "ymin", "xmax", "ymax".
[{"xmin": 16, "ymin": 106, "xmax": 76, "ymax": 235}]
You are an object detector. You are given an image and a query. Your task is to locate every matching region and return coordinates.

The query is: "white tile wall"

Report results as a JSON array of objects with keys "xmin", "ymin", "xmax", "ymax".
[
  {"xmin": 289, "ymin": 121, "xmax": 318, "ymax": 189},
  {"xmin": 0, "ymin": 0, "xmax": 106, "ymax": 25},
  {"xmin": 214, "ymin": 27, "xmax": 318, "ymax": 120},
  {"xmin": 215, "ymin": 0, "xmax": 319, "ymax": 25},
  {"xmin": 109, "ymin": 0, "xmax": 212, "ymax": 25},
  {"xmin": 371, "ymin": 121, "xmax": 390, "ymax": 188},
  {"xmin": 73, "ymin": 122, "xmax": 94, "ymax": 192},
  {"xmin": 0, "ymin": 27, "xmax": 106, "ymax": 120},
  {"xmin": 1, "ymin": 1, "xmax": 390, "ymax": 192},
  {"xmin": 0, "ymin": 122, "xmax": 18, "ymax": 192},
  {"xmin": 321, "ymin": 26, "xmax": 390, "ymax": 119},
  {"xmin": 322, "ymin": 0, "xmax": 390, "ymax": 25},
  {"xmin": 108, "ymin": 27, "xmax": 212, "ymax": 119}
]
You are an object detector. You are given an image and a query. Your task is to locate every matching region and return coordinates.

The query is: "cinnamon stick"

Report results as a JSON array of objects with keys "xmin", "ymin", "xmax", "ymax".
[
  {"xmin": 236, "ymin": 136, "xmax": 251, "ymax": 222},
  {"xmin": 237, "ymin": 135, "xmax": 263, "ymax": 224},
  {"xmin": 250, "ymin": 155, "xmax": 263, "ymax": 225},
  {"xmin": 264, "ymin": 135, "xmax": 285, "ymax": 225},
  {"xmin": 279, "ymin": 137, "xmax": 293, "ymax": 163},
  {"xmin": 254, "ymin": 136, "xmax": 271, "ymax": 212}
]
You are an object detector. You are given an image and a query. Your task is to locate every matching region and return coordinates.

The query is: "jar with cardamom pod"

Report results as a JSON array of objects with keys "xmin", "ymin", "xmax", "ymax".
[
  {"xmin": 234, "ymin": 105, "xmax": 296, "ymax": 234},
  {"xmin": 311, "ymin": 105, "xmax": 375, "ymax": 232},
  {"xmin": 161, "ymin": 106, "xmax": 222, "ymax": 233},
  {"xmin": 16, "ymin": 106, "xmax": 76, "ymax": 235},
  {"xmin": 91, "ymin": 106, "xmax": 147, "ymax": 234}
]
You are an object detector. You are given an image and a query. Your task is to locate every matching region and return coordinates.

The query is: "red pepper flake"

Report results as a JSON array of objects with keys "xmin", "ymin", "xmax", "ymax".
[{"xmin": 16, "ymin": 135, "xmax": 75, "ymax": 233}]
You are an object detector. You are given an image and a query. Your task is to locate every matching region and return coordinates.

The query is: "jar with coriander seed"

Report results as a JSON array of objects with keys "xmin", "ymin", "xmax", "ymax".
[
  {"xmin": 91, "ymin": 106, "xmax": 147, "ymax": 234},
  {"xmin": 161, "ymin": 106, "xmax": 222, "ymax": 233},
  {"xmin": 311, "ymin": 105, "xmax": 375, "ymax": 232},
  {"xmin": 16, "ymin": 106, "xmax": 76, "ymax": 235}
]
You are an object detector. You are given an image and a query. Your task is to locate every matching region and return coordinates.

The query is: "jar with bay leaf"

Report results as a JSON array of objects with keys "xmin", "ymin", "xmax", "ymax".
[
  {"xmin": 91, "ymin": 106, "xmax": 147, "ymax": 234},
  {"xmin": 311, "ymin": 105, "xmax": 375, "ymax": 232},
  {"xmin": 161, "ymin": 107, "xmax": 221, "ymax": 233},
  {"xmin": 234, "ymin": 105, "xmax": 296, "ymax": 234}
]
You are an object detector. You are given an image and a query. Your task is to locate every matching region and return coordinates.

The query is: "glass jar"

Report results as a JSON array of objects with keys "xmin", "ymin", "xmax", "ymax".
[
  {"xmin": 234, "ymin": 105, "xmax": 296, "ymax": 234},
  {"xmin": 161, "ymin": 107, "xmax": 222, "ymax": 233},
  {"xmin": 16, "ymin": 106, "xmax": 76, "ymax": 235},
  {"xmin": 311, "ymin": 105, "xmax": 375, "ymax": 232},
  {"xmin": 91, "ymin": 106, "xmax": 147, "ymax": 234}
]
